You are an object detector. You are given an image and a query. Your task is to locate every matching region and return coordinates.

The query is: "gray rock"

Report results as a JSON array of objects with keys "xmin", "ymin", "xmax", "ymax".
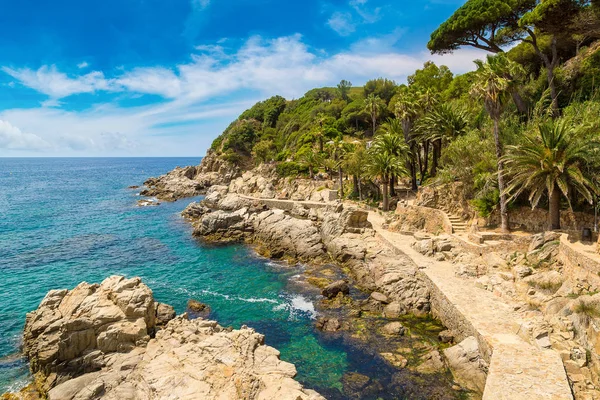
[
  {"xmin": 322, "ymin": 280, "xmax": 350, "ymax": 299},
  {"xmin": 438, "ymin": 330, "xmax": 454, "ymax": 343},
  {"xmin": 381, "ymin": 322, "xmax": 405, "ymax": 336},
  {"xmin": 443, "ymin": 337, "xmax": 487, "ymax": 394},
  {"xmin": 156, "ymin": 303, "xmax": 176, "ymax": 325},
  {"xmin": 370, "ymin": 291, "xmax": 390, "ymax": 304},
  {"xmin": 382, "ymin": 302, "xmax": 405, "ymax": 319}
]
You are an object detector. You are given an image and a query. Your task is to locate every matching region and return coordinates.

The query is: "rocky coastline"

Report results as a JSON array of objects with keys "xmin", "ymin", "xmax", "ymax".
[{"xmin": 2, "ymin": 276, "xmax": 323, "ymax": 400}]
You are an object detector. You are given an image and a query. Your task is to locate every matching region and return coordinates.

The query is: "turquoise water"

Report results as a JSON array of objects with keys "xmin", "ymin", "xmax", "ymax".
[{"xmin": 0, "ymin": 158, "xmax": 353, "ymax": 394}]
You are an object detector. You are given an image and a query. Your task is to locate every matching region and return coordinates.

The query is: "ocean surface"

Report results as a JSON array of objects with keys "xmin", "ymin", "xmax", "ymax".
[{"xmin": 0, "ymin": 157, "xmax": 411, "ymax": 399}]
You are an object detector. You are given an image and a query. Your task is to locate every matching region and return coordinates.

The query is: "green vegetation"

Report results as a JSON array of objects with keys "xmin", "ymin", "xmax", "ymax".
[{"xmin": 209, "ymin": 0, "xmax": 600, "ymax": 228}]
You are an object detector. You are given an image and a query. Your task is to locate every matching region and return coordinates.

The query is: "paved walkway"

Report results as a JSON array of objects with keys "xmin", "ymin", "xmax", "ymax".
[{"xmin": 368, "ymin": 211, "xmax": 573, "ymax": 400}]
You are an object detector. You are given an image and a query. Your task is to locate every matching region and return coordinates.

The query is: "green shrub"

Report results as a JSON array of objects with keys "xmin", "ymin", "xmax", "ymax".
[{"xmin": 275, "ymin": 161, "xmax": 308, "ymax": 177}]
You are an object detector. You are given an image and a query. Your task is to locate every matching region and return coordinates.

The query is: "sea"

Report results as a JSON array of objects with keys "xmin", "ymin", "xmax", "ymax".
[{"xmin": 0, "ymin": 157, "xmax": 457, "ymax": 400}]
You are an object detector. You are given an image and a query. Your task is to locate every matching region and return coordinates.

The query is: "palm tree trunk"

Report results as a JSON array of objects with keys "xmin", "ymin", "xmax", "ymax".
[
  {"xmin": 358, "ymin": 179, "xmax": 363, "ymax": 201},
  {"xmin": 309, "ymin": 166, "xmax": 314, "ymax": 179},
  {"xmin": 423, "ymin": 140, "xmax": 429, "ymax": 178},
  {"xmin": 352, "ymin": 175, "xmax": 359, "ymax": 198},
  {"xmin": 372, "ymin": 114, "xmax": 376, "ymax": 136},
  {"xmin": 338, "ymin": 166, "xmax": 344, "ymax": 198},
  {"xmin": 549, "ymin": 185, "xmax": 561, "ymax": 230},
  {"xmin": 493, "ymin": 118, "xmax": 510, "ymax": 233},
  {"xmin": 431, "ymin": 139, "xmax": 441, "ymax": 177},
  {"xmin": 319, "ymin": 137, "xmax": 323, "ymax": 153},
  {"xmin": 382, "ymin": 179, "xmax": 389, "ymax": 211},
  {"xmin": 390, "ymin": 175, "xmax": 396, "ymax": 197}
]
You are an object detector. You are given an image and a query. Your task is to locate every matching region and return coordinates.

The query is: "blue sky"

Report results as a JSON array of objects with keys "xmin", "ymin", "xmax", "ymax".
[{"xmin": 0, "ymin": 0, "xmax": 484, "ymax": 156}]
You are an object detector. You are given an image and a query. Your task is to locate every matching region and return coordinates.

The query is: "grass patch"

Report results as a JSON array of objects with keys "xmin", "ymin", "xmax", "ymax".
[
  {"xmin": 573, "ymin": 300, "xmax": 600, "ymax": 319},
  {"xmin": 526, "ymin": 279, "xmax": 563, "ymax": 293}
]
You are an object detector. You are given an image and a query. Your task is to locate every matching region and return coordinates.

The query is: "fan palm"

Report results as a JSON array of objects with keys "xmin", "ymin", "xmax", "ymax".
[
  {"xmin": 372, "ymin": 119, "xmax": 410, "ymax": 196},
  {"xmin": 364, "ymin": 94, "xmax": 386, "ymax": 136},
  {"xmin": 502, "ymin": 121, "xmax": 600, "ymax": 230},
  {"xmin": 394, "ymin": 94, "xmax": 422, "ymax": 190},
  {"xmin": 298, "ymin": 148, "xmax": 323, "ymax": 179},
  {"xmin": 365, "ymin": 146, "xmax": 408, "ymax": 212},
  {"xmin": 470, "ymin": 53, "xmax": 523, "ymax": 233},
  {"xmin": 418, "ymin": 104, "xmax": 468, "ymax": 177}
]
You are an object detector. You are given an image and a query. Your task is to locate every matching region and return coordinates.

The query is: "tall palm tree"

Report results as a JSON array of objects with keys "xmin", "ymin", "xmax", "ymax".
[
  {"xmin": 394, "ymin": 94, "xmax": 422, "ymax": 190},
  {"xmin": 364, "ymin": 94, "xmax": 386, "ymax": 136},
  {"xmin": 372, "ymin": 119, "xmax": 409, "ymax": 197},
  {"xmin": 327, "ymin": 138, "xmax": 349, "ymax": 198},
  {"xmin": 502, "ymin": 121, "xmax": 600, "ymax": 230},
  {"xmin": 418, "ymin": 104, "xmax": 468, "ymax": 177},
  {"xmin": 470, "ymin": 54, "xmax": 523, "ymax": 233},
  {"xmin": 365, "ymin": 149, "xmax": 408, "ymax": 212}
]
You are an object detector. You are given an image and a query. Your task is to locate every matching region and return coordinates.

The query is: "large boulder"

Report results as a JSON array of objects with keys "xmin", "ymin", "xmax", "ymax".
[
  {"xmin": 12, "ymin": 277, "xmax": 324, "ymax": 400},
  {"xmin": 443, "ymin": 337, "xmax": 488, "ymax": 394},
  {"xmin": 322, "ymin": 280, "xmax": 350, "ymax": 299}
]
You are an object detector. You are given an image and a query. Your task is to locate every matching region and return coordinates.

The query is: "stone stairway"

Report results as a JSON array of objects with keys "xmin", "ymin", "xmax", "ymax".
[{"xmin": 440, "ymin": 207, "xmax": 467, "ymax": 233}]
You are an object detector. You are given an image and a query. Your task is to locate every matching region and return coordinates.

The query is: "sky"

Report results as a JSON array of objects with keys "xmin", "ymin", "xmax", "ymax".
[{"xmin": 0, "ymin": 0, "xmax": 484, "ymax": 157}]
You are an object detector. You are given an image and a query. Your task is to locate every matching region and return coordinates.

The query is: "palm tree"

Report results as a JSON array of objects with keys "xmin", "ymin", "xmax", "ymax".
[
  {"xmin": 502, "ymin": 121, "xmax": 600, "ymax": 230},
  {"xmin": 470, "ymin": 54, "xmax": 523, "ymax": 233},
  {"xmin": 394, "ymin": 93, "xmax": 422, "ymax": 190},
  {"xmin": 364, "ymin": 94, "xmax": 386, "ymax": 136},
  {"xmin": 327, "ymin": 138, "xmax": 349, "ymax": 198},
  {"xmin": 372, "ymin": 119, "xmax": 409, "ymax": 197},
  {"xmin": 298, "ymin": 148, "xmax": 322, "ymax": 179},
  {"xmin": 343, "ymin": 143, "xmax": 366, "ymax": 200},
  {"xmin": 365, "ymin": 149, "xmax": 408, "ymax": 212},
  {"xmin": 418, "ymin": 104, "xmax": 468, "ymax": 177}
]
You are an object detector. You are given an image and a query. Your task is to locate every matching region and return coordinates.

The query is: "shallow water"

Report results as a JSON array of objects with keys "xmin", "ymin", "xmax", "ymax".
[{"xmin": 0, "ymin": 158, "xmax": 457, "ymax": 399}]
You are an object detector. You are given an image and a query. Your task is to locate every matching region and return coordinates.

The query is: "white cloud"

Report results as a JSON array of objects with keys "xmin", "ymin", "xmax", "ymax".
[
  {"xmin": 327, "ymin": 12, "xmax": 356, "ymax": 36},
  {"xmin": 0, "ymin": 119, "xmax": 51, "ymax": 151},
  {"xmin": 349, "ymin": 0, "xmax": 381, "ymax": 24},
  {"xmin": 77, "ymin": 61, "xmax": 89, "ymax": 69},
  {"xmin": 0, "ymin": 34, "xmax": 487, "ymax": 155},
  {"xmin": 2, "ymin": 65, "xmax": 114, "ymax": 99},
  {"xmin": 191, "ymin": 0, "xmax": 210, "ymax": 10}
]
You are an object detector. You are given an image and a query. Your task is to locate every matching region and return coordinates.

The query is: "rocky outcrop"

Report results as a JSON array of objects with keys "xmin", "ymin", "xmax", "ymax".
[
  {"xmin": 184, "ymin": 193, "xmax": 431, "ymax": 315},
  {"xmin": 141, "ymin": 151, "xmax": 238, "ymax": 201},
  {"xmin": 12, "ymin": 277, "xmax": 323, "ymax": 400}
]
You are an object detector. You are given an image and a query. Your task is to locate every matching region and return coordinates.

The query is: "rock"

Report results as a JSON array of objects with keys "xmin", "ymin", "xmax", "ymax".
[
  {"xmin": 316, "ymin": 317, "xmax": 341, "ymax": 332},
  {"xmin": 382, "ymin": 302, "xmax": 405, "ymax": 319},
  {"xmin": 137, "ymin": 199, "xmax": 160, "ymax": 207},
  {"xmin": 128, "ymin": 185, "xmax": 139, "ymax": 189},
  {"xmin": 322, "ymin": 280, "xmax": 349, "ymax": 299},
  {"xmin": 380, "ymin": 352, "xmax": 408, "ymax": 368},
  {"xmin": 413, "ymin": 239, "xmax": 433, "ymax": 256},
  {"xmin": 443, "ymin": 337, "xmax": 487, "ymax": 394},
  {"xmin": 436, "ymin": 240, "xmax": 453, "ymax": 252},
  {"xmin": 187, "ymin": 299, "xmax": 211, "ymax": 318},
  {"xmin": 14, "ymin": 278, "xmax": 324, "ymax": 400},
  {"xmin": 571, "ymin": 346, "xmax": 588, "ymax": 368},
  {"xmin": 529, "ymin": 231, "xmax": 561, "ymax": 252},
  {"xmin": 483, "ymin": 252, "xmax": 507, "ymax": 269},
  {"xmin": 513, "ymin": 266, "xmax": 533, "ymax": 279},
  {"xmin": 370, "ymin": 291, "xmax": 390, "ymax": 304},
  {"xmin": 381, "ymin": 322, "xmax": 405, "ymax": 336},
  {"xmin": 438, "ymin": 330, "xmax": 454, "ymax": 343},
  {"xmin": 415, "ymin": 350, "xmax": 444, "ymax": 374},
  {"xmin": 181, "ymin": 202, "xmax": 210, "ymax": 220},
  {"xmin": 535, "ymin": 331, "xmax": 552, "ymax": 349},
  {"xmin": 155, "ymin": 303, "xmax": 176, "ymax": 325},
  {"xmin": 455, "ymin": 263, "xmax": 480, "ymax": 278}
]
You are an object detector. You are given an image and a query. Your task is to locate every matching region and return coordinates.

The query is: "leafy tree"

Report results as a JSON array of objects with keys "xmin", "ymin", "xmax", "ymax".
[
  {"xmin": 519, "ymin": 0, "xmax": 588, "ymax": 116},
  {"xmin": 364, "ymin": 78, "xmax": 398, "ymax": 104},
  {"xmin": 337, "ymin": 80, "xmax": 353, "ymax": 101},
  {"xmin": 470, "ymin": 53, "xmax": 523, "ymax": 232},
  {"xmin": 364, "ymin": 94, "xmax": 386, "ymax": 136},
  {"xmin": 503, "ymin": 120, "xmax": 600, "ymax": 229},
  {"xmin": 252, "ymin": 140, "xmax": 276, "ymax": 164},
  {"xmin": 408, "ymin": 62, "xmax": 454, "ymax": 94},
  {"xmin": 365, "ymin": 146, "xmax": 408, "ymax": 211},
  {"xmin": 326, "ymin": 138, "xmax": 350, "ymax": 198}
]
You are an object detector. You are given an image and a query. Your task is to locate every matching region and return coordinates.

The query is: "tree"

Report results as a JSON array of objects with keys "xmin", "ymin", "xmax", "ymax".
[
  {"xmin": 427, "ymin": 0, "xmax": 536, "ymax": 114},
  {"xmin": 503, "ymin": 120, "xmax": 600, "ymax": 229},
  {"xmin": 364, "ymin": 94, "xmax": 386, "ymax": 136},
  {"xmin": 337, "ymin": 80, "xmax": 352, "ymax": 101},
  {"xmin": 418, "ymin": 104, "xmax": 469, "ymax": 178},
  {"xmin": 344, "ymin": 144, "xmax": 367, "ymax": 199},
  {"xmin": 327, "ymin": 138, "xmax": 350, "ymax": 198},
  {"xmin": 394, "ymin": 90, "xmax": 422, "ymax": 190},
  {"xmin": 470, "ymin": 53, "xmax": 523, "ymax": 232},
  {"xmin": 408, "ymin": 62, "xmax": 454, "ymax": 94},
  {"xmin": 519, "ymin": 0, "xmax": 587, "ymax": 116},
  {"xmin": 374, "ymin": 119, "xmax": 409, "ymax": 196},
  {"xmin": 365, "ymin": 147, "xmax": 408, "ymax": 211},
  {"xmin": 364, "ymin": 78, "xmax": 397, "ymax": 104},
  {"xmin": 298, "ymin": 148, "xmax": 323, "ymax": 179}
]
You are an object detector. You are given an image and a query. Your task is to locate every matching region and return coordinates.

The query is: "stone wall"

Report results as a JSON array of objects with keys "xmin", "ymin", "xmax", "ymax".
[
  {"xmin": 486, "ymin": 207, "xmax": 595, "ymax": 234},
  {"xmin": 558, "ymin": 234, "xmax": 600, "ymax": 290},
  {"xmin": 415, "ymin": 182, "xmax": 474, "ymax": 220},
  {"xmin": 389, "ymin": 204, "xmax": 453, "ymax": 235}
]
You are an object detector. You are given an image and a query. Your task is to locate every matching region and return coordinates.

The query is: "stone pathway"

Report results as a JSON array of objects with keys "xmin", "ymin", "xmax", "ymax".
[{"xmin": 368, "ymin": 211, "xmax": 574, "ymax": 400}]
